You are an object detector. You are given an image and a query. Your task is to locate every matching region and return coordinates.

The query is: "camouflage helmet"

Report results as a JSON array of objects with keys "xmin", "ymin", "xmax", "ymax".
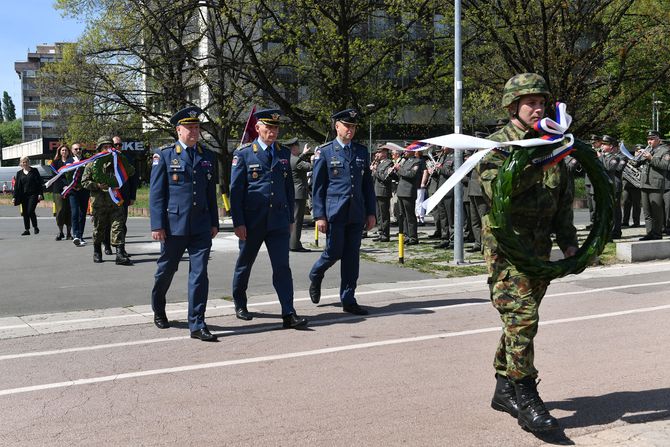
[{"xmin": 501, "ymin": 73, "xmax": 551, "ymax": 108}]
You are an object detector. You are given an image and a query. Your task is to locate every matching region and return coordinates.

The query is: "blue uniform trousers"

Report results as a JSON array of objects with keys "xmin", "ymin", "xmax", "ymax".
[
  {"xmin": 309, "ymin": 221, "xmax": 363, "ymax": 305},
  {"xmin": 152, "ymin": 231, "xmax": 212, "ymax": 331},
  {"xmin": 232, "ymin": 226, "xmax": 295, "ymax": 316}
]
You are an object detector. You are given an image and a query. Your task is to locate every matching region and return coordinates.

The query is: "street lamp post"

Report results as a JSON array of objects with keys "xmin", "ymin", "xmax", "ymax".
[{"xmin": 366, "ymin": 103, "xmax": 375, "ymax": 150}]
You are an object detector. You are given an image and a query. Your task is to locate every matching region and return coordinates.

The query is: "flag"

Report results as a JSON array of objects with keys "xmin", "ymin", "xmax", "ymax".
[{"xmin": 239, "ymin": 106, "xmax": 258, "ymax": 146}]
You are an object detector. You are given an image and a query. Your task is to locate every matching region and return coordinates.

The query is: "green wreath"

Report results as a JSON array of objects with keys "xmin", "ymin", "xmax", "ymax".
[
  {"xmin": 90, "ymin": 152, "xmax": 135, "ymax": 188},
  {"xmin": 488, "ymin": 138, "xmax": 614, "ymax": 281}
]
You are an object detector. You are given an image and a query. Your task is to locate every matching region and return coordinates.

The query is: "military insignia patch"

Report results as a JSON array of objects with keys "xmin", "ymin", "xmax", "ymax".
[
  {"xmin": 333, "ymin": 169, "xmax": 339, "ymax": 175},
  {"xmin": 314, "ymin": 149, "xmax": 321, "ymax": 160},
  {"xmin": 280, "ymin": 159, "xmax": 288, "ymax": 165},
  {"xmin": 271, "ymin": 113, "xmax": 280, "ymax": 121},
  {"xmin": 664, "ymin": 154, "xmax": 670, "ymax": 161},
  {"xmin": 252, "ymin": 172, "xmax": 259, "ymax": 179},
  {"xmin": 152, "ymin": 154, "xmax": 160, "ymax": 166},
  {"xmin": 172, "ymin": 174, "xmax": 179, "ymax": 181},
  {"xmin": 232, "ymin": 155, "xmax": 239, "ymax": 167},
  {"xmin": 171, "ymin": 159, "xmax": 179, "ymax": 165}
]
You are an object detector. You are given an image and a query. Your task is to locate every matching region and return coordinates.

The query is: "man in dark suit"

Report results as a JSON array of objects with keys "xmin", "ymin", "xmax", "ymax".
[
  {"xmin": 287, "ymin": 137, "xmax": 313, "ymax": 252},
  {"xmin": 230, "ymin": 109, "xmax": 308, "ymax": 329},
  {"xmin": 150, "ymin": 106, "xmax": 220, "ymax": 342},
  {"xmin": 308, "ymin": 109, "xmax": 376, "ymax": 315}
]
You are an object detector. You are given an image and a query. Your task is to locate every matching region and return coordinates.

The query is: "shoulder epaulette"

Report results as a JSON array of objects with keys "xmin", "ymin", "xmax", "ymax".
[
  {"xmin": 160, "ymin": 143, "xmax": 176, "ymax": 151},
  {"xmin": 236, "ymin": 142, "xmax": 253, "ymax": 152}
]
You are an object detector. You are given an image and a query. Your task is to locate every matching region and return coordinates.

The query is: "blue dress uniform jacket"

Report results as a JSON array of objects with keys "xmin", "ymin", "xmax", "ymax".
[
  {"xmin": 230, "ymin": 139, "xmax": 297, "ymax": 316},
  {"xmin": 311, "ymin": 140, "xmax": 376, "ymax": 223},
  {"xmin": 229, "ymin": 140, "xmax": 295, "ymax": 230},
  {"xmin": 150, "ymin": 141, "xmax": 219, "ymax": 332},
  {"xmin": 309, "ymin": 139, "xmax": 376, "ymax": 306},
  {"xmin": 150, "ymin": 143, "xmax": 219, "ymax": 235}
]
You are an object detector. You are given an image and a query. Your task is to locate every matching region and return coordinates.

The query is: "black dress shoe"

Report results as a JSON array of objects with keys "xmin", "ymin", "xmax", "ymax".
[
  {"xmin": 373, "ymin": 237, "xmax": 390, "ymax": 242},
  {"xmin": 154, "ymin": 314, "xmax": 170, "ymax": 329},
  {"xmin": 236, "ymin": 307, "xmax": 253, "ymax": 321},
  {"xmin": 190, "ymin": 326, "xmax": 218, "ymax": 342},
  {"xmin": 21, "ymin": 230, "xmax": 30, "ymax": 236},
  {"xmin": 282, "ymin": 313, "xmax": 308, "ymax": 329},
  {"xmin": 405, "ymin": 239, "xmax": 419, "ymax": 245},
  {"xmin": 466, "ymin": 243, "xmax": 482, "ymax": 253},
  {"xmin": 34, "ymin": 227, "xmax": 39, "ymax": 234},
  {"xmin": 309, "ymin": 278, "xmax": 322, "ymax": 304},
  {"xmin": 290, "ymin": 247, "xmax": 312, "ymax": 252},
  {"xmin": 343, "ymin": 303, "xmax": 369, "ymax": 315},
  {"xmin": 427, "ymin": 232, "xmax": 442, "ymax": 239},
  {"xmin": 434, "ymin": 241, "xmax": 452, "ymax": 249},
  {"xmin": 640, "ymin": 234, "xmax": 662, "ymax": 241}
]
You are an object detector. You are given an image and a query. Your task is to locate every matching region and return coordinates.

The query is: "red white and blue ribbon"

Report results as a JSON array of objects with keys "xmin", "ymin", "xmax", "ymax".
[
  {"xmin": 45, "ymin": 149, "xmax": 130, "ymax": 205},
  {"xmin": 419, "ymin": 102, "xmax": 575, "ymax": 214}
]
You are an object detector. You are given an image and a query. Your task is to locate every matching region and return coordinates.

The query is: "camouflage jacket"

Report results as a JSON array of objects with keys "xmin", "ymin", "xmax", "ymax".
[
  {"xmin": 81, "ymin": 158, "xmax": 116, "ymax": 208},
  {"xmin": 476, "ymin": 122, "xmax": 577, "ymax": 259}
]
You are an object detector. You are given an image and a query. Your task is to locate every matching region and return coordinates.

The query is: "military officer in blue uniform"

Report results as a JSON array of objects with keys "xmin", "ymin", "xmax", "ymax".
[
  {"xmin": 230, "ymin": 108, "xmax": 308, "ymax": 329},
  {"xmin": 150, "ymin": 106, "xmax": 220, "ymax": 342},
  {"xmin": 308, "ymin": 109, "xmax": 376, "ymax": 315}
]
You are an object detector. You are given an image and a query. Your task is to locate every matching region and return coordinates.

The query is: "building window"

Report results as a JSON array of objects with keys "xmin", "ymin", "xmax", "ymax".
[{"xmin": 26, "ymin": 108, "xmax": 38, "ymax": 116}]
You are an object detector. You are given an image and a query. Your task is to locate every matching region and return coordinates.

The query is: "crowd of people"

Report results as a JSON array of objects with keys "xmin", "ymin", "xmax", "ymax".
[
  {"xmin": 579, "ymin": 131, "xmax": 670, "ymax": 241},
  {"xmin": 11, "ymin": 137, "xmax": 139, "ymax": 265}
]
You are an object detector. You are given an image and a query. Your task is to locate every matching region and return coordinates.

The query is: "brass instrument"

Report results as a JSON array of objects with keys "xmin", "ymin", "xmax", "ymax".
[{"xmin": 622, "ymin": 163, "xmax": 641, "ymax": 188}]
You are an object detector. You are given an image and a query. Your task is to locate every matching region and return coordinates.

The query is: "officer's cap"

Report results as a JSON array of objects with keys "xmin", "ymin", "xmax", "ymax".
[
  {"xmin": 647, "ymin": 130, "xmax": 661, "ymax": 139},
  {"xmin": 96, "ymin": 136, "xmax": 114, "ymax": 151},
  {"xmin": 635, "ymin": 144, "xmax": 645, "ymax": 150},
  {"xmin": 474, "ymin": 131, "xmax": 489, "ymax": 138},
  {"xmin": 332, "ymin": 108, "xmax": 360, "ymax": 125},
  {"xmin": 590, "ymin": 134, "xmax": 602, "ymax": 142},
  {"xmin": 601, "ymin": 134, "xmax": 617, "ymax": 145},
  {"xmin": 282, "ymin": 137, "xmax": 299, "ymax": 146},
  {"xmin": 170, "ymin": 106, "xmax": 203, "ymax": 126},
  {"xmin": 254, "ymin": 108, "xmax": 282, "ymax": 126}
]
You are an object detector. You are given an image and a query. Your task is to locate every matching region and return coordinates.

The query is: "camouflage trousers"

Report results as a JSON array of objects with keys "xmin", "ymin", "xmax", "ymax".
[
  {"xmin": 91, "ymin": 201, "xmax": 125, "ymax": 246},
  {"xmin": 486, "ymin": 249, "xmax": 549, "ymax": 381}
]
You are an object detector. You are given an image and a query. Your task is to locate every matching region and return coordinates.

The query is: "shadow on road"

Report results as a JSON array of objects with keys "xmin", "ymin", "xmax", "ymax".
[{"xmin": 551, "ymin": 387, "xmax": 670, "ymax": 428}]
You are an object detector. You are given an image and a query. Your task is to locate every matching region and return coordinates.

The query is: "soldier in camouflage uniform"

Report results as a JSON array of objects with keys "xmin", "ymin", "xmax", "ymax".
[
  {"xmin": 81, "ymin": 136, "xmax": 133, "ymax": 265},
  {"xmin": 476, "ymin": 73, "xmax": 578, "ymax": 433}
]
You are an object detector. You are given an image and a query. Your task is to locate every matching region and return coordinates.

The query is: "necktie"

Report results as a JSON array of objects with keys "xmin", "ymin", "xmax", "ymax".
[{"xmin": 268, "ymin": 144, "xmax": 274, "ymax": 163}]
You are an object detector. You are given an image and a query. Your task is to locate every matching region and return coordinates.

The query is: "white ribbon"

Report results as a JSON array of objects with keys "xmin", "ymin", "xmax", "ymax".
[{"xmin": 419, "ymin": 102, "xmax": 575, "ymax": 214}]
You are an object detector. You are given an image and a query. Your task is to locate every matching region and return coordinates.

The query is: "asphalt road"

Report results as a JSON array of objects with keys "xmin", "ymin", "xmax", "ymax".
[
  {"xmin": 5, "ymin": 204, "xmax": 667, "ymax": 446},
  {"xmin": 1, "ymin": 202, "xmax": 669, "ymax": 445},
  {"xmin": 0, "ymin": 205, "xmax": 432, "ymax": 317}
]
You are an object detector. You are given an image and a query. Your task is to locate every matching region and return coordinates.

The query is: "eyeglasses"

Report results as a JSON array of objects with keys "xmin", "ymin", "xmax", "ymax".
[{"xmin": 72, "ymin": 147, "xmax": 81, "ymax": 151}]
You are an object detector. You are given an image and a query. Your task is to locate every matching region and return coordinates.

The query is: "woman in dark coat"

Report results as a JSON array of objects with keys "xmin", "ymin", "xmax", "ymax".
[
  {"xmin": 12, "ymin": 156, "xmax": 44, "ymax": 235},
  {"xmin": 51, "ymin": 145, "xmax": 73, "ymax": 240}
]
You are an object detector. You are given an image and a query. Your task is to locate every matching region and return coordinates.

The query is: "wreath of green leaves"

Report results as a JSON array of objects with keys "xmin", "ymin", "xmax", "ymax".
[
  {"xmin": 488, "ymin": 138, "xmax": 614, "ymax": 281},
  {"xmin": 90, "ymin": 152, "xmax": 135, "ymax": 188}
]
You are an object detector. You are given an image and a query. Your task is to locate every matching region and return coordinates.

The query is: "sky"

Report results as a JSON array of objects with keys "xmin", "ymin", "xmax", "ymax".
[{"xmin": 0, "ymin": 1, "xmax": 86, "ymax": 117}]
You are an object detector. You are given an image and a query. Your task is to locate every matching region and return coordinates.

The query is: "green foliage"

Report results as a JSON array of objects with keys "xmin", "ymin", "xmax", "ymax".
[
  {"xmin": 2, "ymin": 92, "xmax": 16, "ymax": 122},
  {"xmin": 0, "ymin": 119, "xmax": 22, "ymax": 146}
]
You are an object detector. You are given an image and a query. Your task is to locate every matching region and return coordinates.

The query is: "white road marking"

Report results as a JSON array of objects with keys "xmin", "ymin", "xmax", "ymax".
[{"xmin": 1, "ymin": 303, "xmax": 669, "ymax": 397}]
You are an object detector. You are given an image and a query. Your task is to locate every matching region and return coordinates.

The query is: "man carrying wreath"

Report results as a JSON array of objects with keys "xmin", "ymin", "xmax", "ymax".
[
  {"xmin": 476, "ymin": 73, "xmax": 578, "ymax": 433},
  {"xmin": 81, "ymin": 136, "xmax": 134, "ymax": 266}
]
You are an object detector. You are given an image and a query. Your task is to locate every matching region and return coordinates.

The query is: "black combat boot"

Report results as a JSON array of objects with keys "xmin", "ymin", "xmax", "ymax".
[
  {"xmin": 119, "ymin": 244, "xmax": 131, "ymax": 258},
  {"xmin": 490, "ymin": 374, "xmax": 519, "ymax": 418},
  {"xmin": 93, "ymin": 243, "xmax": 103, "ymax": 263},
  {"xmin": 104, "ymin": 243, "xmax": 113, "ymax": 255},
  {"xmin": 115, "ymin": 245, "xmax": 133, "ymax": 266},
  {"xmin": 514, "ymin": 377, "xmax": 559, "ymax": 432}
]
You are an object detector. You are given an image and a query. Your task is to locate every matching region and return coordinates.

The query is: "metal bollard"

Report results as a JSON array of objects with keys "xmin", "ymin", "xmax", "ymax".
[{"xmin": 398, "ymin": 233, "xmax": 404, "ymax": 264}]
